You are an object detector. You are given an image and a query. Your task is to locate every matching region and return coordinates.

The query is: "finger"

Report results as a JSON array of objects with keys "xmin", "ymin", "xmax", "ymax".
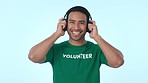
[
  {"xmin": 93, "ymin": 21, "xmax": 96, "ymax": 25},
  {"xmin": 59, "ymin": 18, "xmax": 65, "ymax": 22},
  {"xmin": 88, "ymin": 24, "xmax": 93, "ymax": 31},
  {"xmin": 62, "ymin": 24, "xmax": 66, "ymax": 29},
  {"xmin": 89, "ymin": 20, "xmax": 96, "ymax": 25},
  {"xmin": 58, "ymin": 18, "xmax": 66, "ymax": 26}
]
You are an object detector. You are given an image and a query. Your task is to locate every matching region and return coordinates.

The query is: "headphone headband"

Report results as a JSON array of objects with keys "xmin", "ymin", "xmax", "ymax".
[{"xmin": 64, "ymin": 6, "xmax": 92, "ymax": 20}]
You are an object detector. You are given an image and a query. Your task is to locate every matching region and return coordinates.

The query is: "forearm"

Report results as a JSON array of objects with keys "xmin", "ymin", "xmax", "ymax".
[
  {"xmin": 28, "ymin": 32, "xmax": 60, "ymax": 63},
  {"xmin": 94, "ymin": 35, "xmax": 124, "ymax": 68}
]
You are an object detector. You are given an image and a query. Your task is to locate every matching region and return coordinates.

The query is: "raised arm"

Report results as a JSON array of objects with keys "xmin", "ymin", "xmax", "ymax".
[
  {"xmin": 88, "ymin": 20, "xmax": 124, "ymax": 68},
  {"xmin": 94, "ymin": 35, "xmax": 124, "ymax": 68},
  {"xmin": 28, "ymin": 18, "xmax": 66, "ymax": 63}
]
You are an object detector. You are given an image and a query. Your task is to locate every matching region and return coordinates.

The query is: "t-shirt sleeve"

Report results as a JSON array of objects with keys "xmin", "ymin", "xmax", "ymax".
[
  {"xmin": 95, "ymin": 44, "xmax": 109, "ymax": 66},
  {"xmin": 43, "ymin": 45, "xmax": 54, "ymax": 64},
  {"xmin": 100, "ymin": 52, "xmax": 109, "ymax": 66}
]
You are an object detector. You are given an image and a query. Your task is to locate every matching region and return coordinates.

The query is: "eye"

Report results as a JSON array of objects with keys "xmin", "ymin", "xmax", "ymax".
[
  {"xmin": 69, "ymin": 21, "xmax": 75, "ymax": 24},
  {"xmin": 80, "ymin": 22, "xmax": 85, "ymax": 25}
]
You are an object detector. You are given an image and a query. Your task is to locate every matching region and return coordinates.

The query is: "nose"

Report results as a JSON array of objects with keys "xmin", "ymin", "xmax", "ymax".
[{"xmin": 74, "ymin": 22, "xmax": 80, "ymax": 30}]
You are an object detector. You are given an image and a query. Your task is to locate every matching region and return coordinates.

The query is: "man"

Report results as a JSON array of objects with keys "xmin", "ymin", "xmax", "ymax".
[{"xmin": 28, "ymin": 6, "xmax": 124, "ymax": 83}]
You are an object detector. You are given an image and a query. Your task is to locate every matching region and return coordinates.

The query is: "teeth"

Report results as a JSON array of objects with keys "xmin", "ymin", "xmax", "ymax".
[{"xmin": 73, "ymin": 31, "xmax": 80, "ymax": 35}]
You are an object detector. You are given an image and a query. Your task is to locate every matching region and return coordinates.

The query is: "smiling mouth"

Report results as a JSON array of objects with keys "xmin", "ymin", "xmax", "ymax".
[{"xmin": 72, "ymin": 31, "xmax": 81, "ymax": 35}]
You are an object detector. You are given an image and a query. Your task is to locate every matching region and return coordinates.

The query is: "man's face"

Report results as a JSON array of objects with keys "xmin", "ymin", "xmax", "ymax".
[{"xmin": 67, "ymin": 11, "xmax": 87, "ymax": 41}]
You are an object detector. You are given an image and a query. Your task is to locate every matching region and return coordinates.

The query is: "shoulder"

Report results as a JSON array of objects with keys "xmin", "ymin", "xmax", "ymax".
[
  {"xmin": 87, "ymin": 41, "xmax": 101, "ymax": 50},
  {"xmin": 86, "ymin": 41, "xmax": 96, "ymax": 46},
  {"xmin": 53, "ymin": 41, "xmax": 68, "ymax": 47},
  {"xmin": 87, "ymin": 41, "xmax": 94, "ymax": 45}
]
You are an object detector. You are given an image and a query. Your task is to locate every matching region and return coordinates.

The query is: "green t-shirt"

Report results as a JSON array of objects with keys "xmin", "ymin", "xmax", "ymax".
[{"xmin": 44, "ymin": 41, "xmax": 108, "ymax": 83}]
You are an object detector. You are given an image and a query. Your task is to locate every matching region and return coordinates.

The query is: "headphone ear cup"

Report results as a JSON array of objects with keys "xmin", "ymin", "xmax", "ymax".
[
  {"xmin": 86, "ymin": 25, "xmax": 89, "ymax": 33},
  {"xmin": 63, "ymin": 25, "xmax": 67, "ymax": 31},
  {"xmin": 63, "ymin": 18, "xmax": 67, "ymax": 31},
  {"xmin": 87, "ymin": 21, "xmax": 93, "ymax": 33},
  {"xmin": 86, "ymin": 27, "xmax": 91, "ymax": 33}
]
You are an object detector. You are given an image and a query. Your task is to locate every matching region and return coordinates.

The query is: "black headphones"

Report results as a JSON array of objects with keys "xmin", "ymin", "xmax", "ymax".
[{"xmin": 63, "ymin": 6, "xmax": 92, "ymax": 33}]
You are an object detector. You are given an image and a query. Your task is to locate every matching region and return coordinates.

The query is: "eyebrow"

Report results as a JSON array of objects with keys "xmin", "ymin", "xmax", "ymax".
[
  {"xmin": 79, "ymin": 20, "xmax": 86, "ymax": 23},
  {"xmin": 69, "ymin": 19, "xmax": 75, "ymax": 22}
]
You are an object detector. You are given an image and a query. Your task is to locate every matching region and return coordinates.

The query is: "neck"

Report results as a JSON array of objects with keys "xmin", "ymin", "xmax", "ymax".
[{"xmin": 69, "ymin": 39, "xmax": 86, "ymax": 46}]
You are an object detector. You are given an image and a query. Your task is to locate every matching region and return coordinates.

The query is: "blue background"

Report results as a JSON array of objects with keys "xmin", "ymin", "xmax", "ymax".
[{"xmin": 0, "ymin": 0, "xmax": 148, "ymax": 83}]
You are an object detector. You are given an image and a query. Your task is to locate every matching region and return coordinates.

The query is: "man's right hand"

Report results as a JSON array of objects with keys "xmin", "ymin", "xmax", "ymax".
[{"xmin": 56, "ymin": 18, "xmax": 67, "ymax": 37}]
